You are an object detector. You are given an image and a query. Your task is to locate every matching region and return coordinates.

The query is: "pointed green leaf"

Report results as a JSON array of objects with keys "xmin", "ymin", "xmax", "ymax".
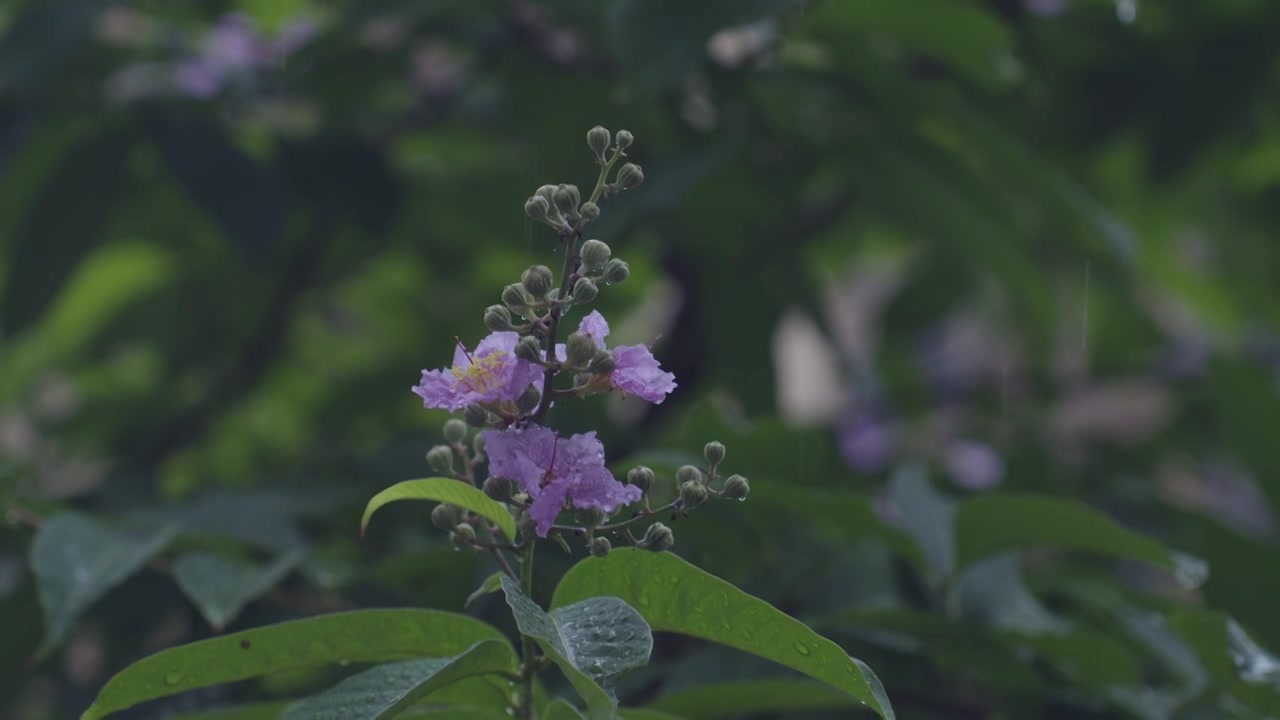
[
  {"xmin": 173, "ymin": 549, "xmax": 305, "ymax": 630},
  {"xmin": 283, "ymin": 639, "xmax": 518, "ymax": 720},
  {"xmin": 31, "ymin": 513, "xmax": 176, "ymax": 655},
  {"xmin": 543, "ymin": 699, "xmax": 588, "ymax": 720},
  {"xmin": 362, "ymin": 478, "xmax": 516, "ymax": 541},
  {"xmin": 551, "ymin": 551, "xmax": 895, "ymax": 720},
  {"xmin": 465, "ymin": 572, "xmax": 505, "ymax": 608},
  {"xmin": 954, "ymin": 493, "xmax": 1196, "ymax": 576},
  {"xmin": 501, "ymin": 575, "xmax": 652, "ymax": 719},
  {"xmin": 82, "ymin": 609, "xmax": 509, "ymax": 720},
  {"xmin": 168, "ymin": 702, "xmax": 292, "ymax": 720},
  {"xmin": 888, "ymin": 464, "xmax": 955, "ymax": 582},
  {"xmin": 648, "ymin": 679, "xmax": 864, "ymax": 717}
]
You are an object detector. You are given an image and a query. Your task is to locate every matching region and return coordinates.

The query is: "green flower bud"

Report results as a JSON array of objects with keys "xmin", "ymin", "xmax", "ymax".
[
  {"xmin": 639, "ymin": 522, "xmax": 674, "ymax": 552},
  {"xmin": 676, "ymin": 464, "xmax": 703, "ymax": 486},
  {"xmin": 580, "ymin": 239, "xmax": 611, "ymax": 271},
  {"xmin": 427, "ymin": 445, "xmax": 455, "ymax": 475},
  {"xmin": 579, "ymin": 202, "xmax": 600, "ymax": 222},
  {"xmin": 443, "ymin": 419, "xmax": 468, "ymax": 444},
  {"xmin": 524, "ymin": 195, "xmax": 551, "ymax": 223},
  {"xmin": 482, "ymin": 476, "xmax": 513, "ymax": 503},
  {"xmin": 464, "ymin": 404, "xmax": 493, "ymax": 428},
  {"xmin": 704, "ymin": 441, "xmax": 726, "ymax": 467},
  {"xmin": 522, "ymin": 265, "xmax": 553, "ymax": 299},
  {"xmin": 450, "ymin": 522, "xmax": 476, "ymax": 548},
  {"xmin": 565, "ymin": 332, "xmax": 597, "ymax": 370},
  {"xmin": 601, "ymin": 258, "xmax": 630, "ymax": 285},
  {"xmin": 431, "ymin": 503, "xmax": 461, "ymax": 530},
  {"xmin": 484, "ymin": 304, "xmax": 514, "ymax": 332},
  {"xmin": 517, "ymin": 511, "xmax": 539, "ymax": 542},
  {"xmin": 589, "ymin": 536, "xmax": 612, "ymax": 557},
  {"xmin": 588, "ymin": 350, "xmax": 615, "ymax": 375},
  {"xmin": 502, "ymin": 283, "xmax": 530, "ymax": 309},
  {"xmin": 615, "ymin": 129, "xmax": 634, "ymax": 151},
  {"xmin": 616, "ymin": 163, "xmax": 644, "ymax": 190},
  {"xmin": 535, "ymin": 184, "xmax": 558, "ymax": 204},
  {"xmin": 588, "ymin": 126, "xmax": 612, "ymax": 162},
  {"xmin": 553, "ymin": 184, "xmax": 580, "ymax": 216},
  {"xmin": 679, "ymin": 480, "xmax": 709, "ymax": 509},
  {"xmin": 515, "ymin": 335, "xmax": 544, "ymax": 363},
  {"xmin": 626, "ymin": 466, "xmax": 654, "ymax": 493},
  {"xmin": 579, "ymin": 507, "xmax": 606, "ymax": 529},
  {"xmin": 516, "ymin": 385, "xmax": 541, "ymax": 415},
  {"xmin": 722, "ymin": 474, "xmax": 750, "ymax": 501},
  {"xmin": 572, "ymin": 277, "xmax": 599, "ymax": 304},
  {"xmin": 471, "ymin": 432, "xmax": 486, "ymax": 460}
]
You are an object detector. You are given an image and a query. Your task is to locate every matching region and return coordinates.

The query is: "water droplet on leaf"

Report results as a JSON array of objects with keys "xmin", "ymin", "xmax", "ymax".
[{"xmin": 793, "ymin": 641, "xmax": 811, "ymax": 656}]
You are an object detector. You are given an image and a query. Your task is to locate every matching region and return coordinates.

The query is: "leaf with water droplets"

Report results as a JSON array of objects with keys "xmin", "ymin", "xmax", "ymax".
[
  {"xmin": 362, "ymin": 477, "xmax": 517, "ymax": 541},
  {"xmin": 551, "ymin": 551, "xmax": 894, "ymax": 720},
  {"xmin": 172, "ymin": 549, "xmax": 306, "ymax": 630},
  {"xmin": 501, "ymin": 575, "xmax": 652, "ymax": 719},
  {"xmin": 31, "ymin": 513, "xmax": 177, "ymax": 656},
  {"xmin": 81, "ymin": 609, "xmax": 511, "ymax": 719},
  {"xmin": 283, "ymin": 639, "xmax": 517, "ymax": 720}
]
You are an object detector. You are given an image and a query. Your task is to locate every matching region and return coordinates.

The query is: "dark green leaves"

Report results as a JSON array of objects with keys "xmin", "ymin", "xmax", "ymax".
[
  {"xmin": 551, "ymin": 551, "xmax": 895, "ymax": 720},
  {"xmin": 648, "ymin": 679, "xmax": 864, "ymax": 717},
  {"xmin": 31, "ymin": 514, "xmax": 175, "ymax": 655},
  {"xmin": 283, "ymin": 640, "xmax": 518, "ymax": 720},
  {"xmin": 82, "ymin": 609, "xmax": 510, "ymax": 719},
  {"xmin": 501, "ymin": 575, "xmax": 652, "ymax": 719},
  {"xmin": 172, "ymin": 549, "xmax": 306, "ymax": 630},
  {"xmin": 362, "ymin": 478, "xmax": 516, "ymax": 542}
]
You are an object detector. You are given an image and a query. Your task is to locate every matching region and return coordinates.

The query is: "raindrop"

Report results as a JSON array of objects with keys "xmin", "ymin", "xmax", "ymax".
[
  {"xmin": 1172, "ymin": 552, "xmax": 1209, "ymax": 590},
  {"xmin": 652, "ymin": 576, "xmax": 664, "ymax": 585},
  {"xmin": 1115, "ymin": 0, "xmax": 1137, "ymax": 23},
  {"xmin": 793, "ymin": 641, "xmax": 811, "ymax": 656},
  {"xmin": 668, "ymin": 575, "xmax": 680, "ymax": 585},
  {"xmin": 1228, "ymin": 619, "xmax": 1280, "ymax": 687},
  {"xmin": 721, "ymin": 620, "xmax": 732, "ymax": 631},
  {"xmin": 164, "ymin": 671, "xmax": 185, "ymax": 686}
]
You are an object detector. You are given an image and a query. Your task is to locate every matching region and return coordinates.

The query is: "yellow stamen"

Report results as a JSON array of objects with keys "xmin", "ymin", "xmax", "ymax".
[{"xmin": 451, "ymin": 352, "xmax": 507, "ymax": 393}]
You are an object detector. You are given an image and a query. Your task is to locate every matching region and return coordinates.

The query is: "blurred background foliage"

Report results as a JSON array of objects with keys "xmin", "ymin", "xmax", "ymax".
[{"xmin": 2, "ymin": 0, "xmax": 1280, "ymax": 717}]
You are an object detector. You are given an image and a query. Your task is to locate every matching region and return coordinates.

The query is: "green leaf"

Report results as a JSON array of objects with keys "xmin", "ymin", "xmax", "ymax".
[
  {"xmin": 465, "ymin": 572, "xmax": 505, "ymax": 608},
  {"xmin": 362, "ymin": 478, "xmax": 516, "ymax": 542},
  {"xmin": 618, "ymin": 711, "xmax": 684, "ymax": 720},
  {"xmin": 501, "ymin": 575, "xmax": 652, "ymax": 719},
  {"xmin": 172, "ymin": 549, "xmax": 306, "ymax": 630},
  {"xmin": 551, "ymin": 551, "xmax": 895, "ymax": 720},
  {"xmin": 648, "ymin": 679, "xmax": 864, "ymax": 717},
  {"xmin": 954, "ymin": 494, "xmax": 1199, "ymax": 579},
  {"xmin": 82, "ymin": 609, "xmax": 510, "ymax": 720},
  {"xmin": 543, "ymin": 699, "xmax": 588, "ymax": 720},
  {"xmin": 283, "ymin": 640, "xmax": 518, "ymax": 720},
  {"xmin": 168, "ymin": 702, "xmax": 292, "ymax": 720},
  {"xmin": 888, "ymin": 464, "xmax": 955, "ymax": 582},
  {"xmin": 31, "ymin": 513, "xmax": 176, "ymax": 655}
]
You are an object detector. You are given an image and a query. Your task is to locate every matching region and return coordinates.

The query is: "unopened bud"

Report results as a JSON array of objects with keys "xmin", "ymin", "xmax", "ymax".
[
  {"xmin": 431, "ymin": 503, "xmax": 461, "ymax": 530},
  {"xmin": 722, "ymin": 474, "xmax": 750, "ymax": 501},
  {"xmin": 679, "ymin": 480, "xmax": 709, "ymax": 509},
  {"xmin": 450, "ymin": 523, "xmax": 476, "ymax": 548},
  {"xmin": 588, "ymin": 350, "xmax": 615, "ymax": 375},
  {"xmin": 516, "ymin": 385, "xmax": 541, "ymax": 415},
  {"xmin": 587, "ymin": 126, "xmax": 611, "ymax": 162},
  {"xmin": 676, "ymin": 465, "xmax": 703, "ymax": 486},
  {"xmin": 472, "ymin": 433, "xmax": 486, "ymax": 460},
  {"xmin": 616, "ymin": 163, "xmax": 643, "ymax": 190},
  {"xmin": 502, "ymin": 283, "xmax": 530, "ymax": 309},
  {"xmin": 484, "ymin": 305, "xmax": 514, "ymax": 332},
  {"xmin": 579, "ymin": 507, "xmax": 606, "ymax": 529},
  {"xmin": 483, "ymin": 476, "xmax": 513, "ymax": 503},
  {"xmin": 704, "ymin": 441, "xmax": 726, "ymax": 466},
  {"xmin": 553, "ymin": 184, "xmax": 580, "ymax": 216},
  {"xmin": 443, "ymin": 419, "xmax": 468, "ymax": 444},
  {"xmin": 626, "ymin": 466, "xmax": 654, "ymax": 493},
  {"xmin": 639, "ymin": 522, "xmax": 674, "ymax": 552},
  {"xmin": 517, "ymin": 511, "xmax": 539, "ymax": 541},
  {"xmin": 615, "ymin": 129, "xmax": 634, "ymax": 151},
  {"xmin": 524, "ymin": 195, "xmax": 551, "ymax": 223},
  {"xmin": 579, "ymin": 202, "xmax": 600, "ymax": 222},
  {"xmin": 535, "ymin": 184, "xmax": 558, "ymax": 203},
  {"xmin": 580, "ymin": 239, "xmax": 611, "ymax": 271},
  {"xmin": 515, "ymin": 335, "xmax": 544, "ymax": 363},
  {"xmin": 464, "ymin": 404, "xmax": 493, "ymax": 428},
  {"xmin": 601, "ymin": 258, "xmax": 630, "ymax": 285},
  {"xmin": 427, "ymin": 445, "xmax": 455, "ymax": 475},
  {"xmin": 589, "ymin": 536, "xmax": 612, "ymax": 557},
  {"xmin": 572, "ymin": 277, "xmax": 599, "ymax": 304},
  {"xmin": 522, "ymin": 265, "xmax": 553, "ymax": 299},
  {"xmin": 565, "ymin": 332, "xmax": 597, "ymax": 369}
]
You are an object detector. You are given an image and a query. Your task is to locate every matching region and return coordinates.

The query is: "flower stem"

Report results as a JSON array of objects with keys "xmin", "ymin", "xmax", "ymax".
[
  {"xmin": 531, "ymin": 234, "xmax": 578, "ymax": 424},
  {"xmin": 516, "ymin": 544, "xmax": 538, "ymax": 719}
]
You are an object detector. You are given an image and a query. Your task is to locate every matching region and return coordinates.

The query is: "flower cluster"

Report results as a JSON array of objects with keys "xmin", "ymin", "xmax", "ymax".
[{"xmin": 413, "ymin": 127, "xmax": 746, "ymax": 549}]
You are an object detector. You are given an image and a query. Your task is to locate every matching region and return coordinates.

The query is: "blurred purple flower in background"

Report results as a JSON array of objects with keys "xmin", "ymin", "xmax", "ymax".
[
  {"xmin": 1025, "ymin": 0, "xmax": 1071, "ymax": 16},
  {"xmin": 838, "ymin": 413, "xmax": 897, "ymax": 474},
  {"xmin": 943, "ymin": 439, "xmax": 1006, "ymax": 491}
]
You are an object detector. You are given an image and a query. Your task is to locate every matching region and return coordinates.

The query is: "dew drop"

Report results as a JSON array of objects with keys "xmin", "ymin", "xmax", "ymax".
[
  {"xmin": 721, "ymin": 619, "xmax": 732, "ymax": 631},
  {"xmin": 652, "ymin": 576, "xmax": 664, "ymax": 585},
  {"xmin": 793, "ymin": 641, "xmax": 811, "ymax": 656},
  {"xmin": 164, "ymin": 671, "xmax": 185, "ymax": 686},
  {"xmin": 668, "ymin": 575, "xmax": 680, "ymax": 585},
  {"xmin": 1172, "ymin": 552, "xmax": 1209, "ymax": 590}
]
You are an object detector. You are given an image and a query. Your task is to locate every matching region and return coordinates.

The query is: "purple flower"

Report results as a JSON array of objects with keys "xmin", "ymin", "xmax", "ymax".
[
  {"xmin": 413, "ymin": 332, "xmax": 538, "ymax": 412},
  {"xmin": 944, "ymin": 440, "xmax": 1005, "ymax": 491},
  {"xmin": 482, "ymin": 426, "xmax": 641, "ymax": 536},
  {"xmin": 569, "ymin": 311, "xmax": 677, "ymax": 404}
]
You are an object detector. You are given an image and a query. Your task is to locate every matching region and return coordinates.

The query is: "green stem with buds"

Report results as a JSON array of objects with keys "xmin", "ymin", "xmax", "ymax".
[{"xmin": 516, "ymin": 544, "xmax": 538, "ymax": 720}]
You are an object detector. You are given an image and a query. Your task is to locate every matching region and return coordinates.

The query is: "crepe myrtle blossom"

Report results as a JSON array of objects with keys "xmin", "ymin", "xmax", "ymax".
[
  {"xmin": 482, "ymin": 425, "xmax": 641, "ymax": 536},
  {"xmin": 413, "ymin": 331, "xmax": 539, "ymax": 412},
  {"xmin": 564, "ymin": 311, "xmax": 676, "ymax": 403}
]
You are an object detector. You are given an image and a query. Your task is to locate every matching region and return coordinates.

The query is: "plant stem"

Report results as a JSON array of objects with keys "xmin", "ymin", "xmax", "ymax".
[
  {"xmin": 531, "ymin": 235, "xmax": 578, "ymax": 424},
  {"xmin": 550, "ymin": 500, "xmax": 679, "ymax": 537},
  {"xmin": 516, "ymin": 544, "xmax": 538, "ymax": 719}
]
